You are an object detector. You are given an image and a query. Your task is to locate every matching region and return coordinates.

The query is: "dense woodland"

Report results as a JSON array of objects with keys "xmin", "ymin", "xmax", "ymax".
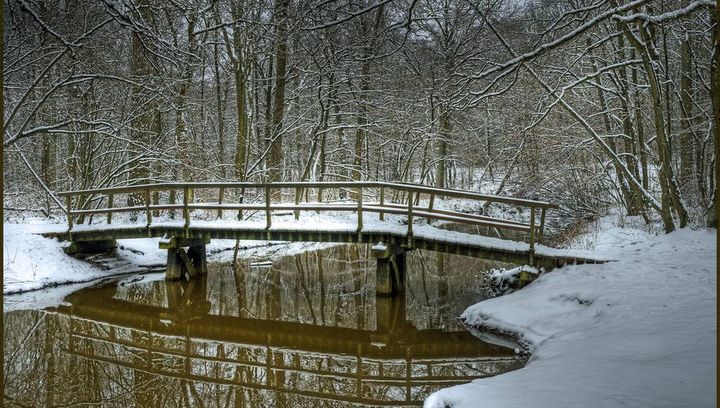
[{"xmin": 3, "ymin": 0, "xmax": 718, "ymax": 232}]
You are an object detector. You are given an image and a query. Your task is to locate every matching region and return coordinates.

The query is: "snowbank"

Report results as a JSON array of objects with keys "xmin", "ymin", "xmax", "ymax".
[
  {"xmin": 426, "ymin": 217, "xmax": 717, "ymax": 408},
  {"xmin": 3, "ymin": 222, "xmax": 337, "ymax": 295},
  {"xmin": 3, "ymin": 223, "xmax": 118, "ymax": 294}
]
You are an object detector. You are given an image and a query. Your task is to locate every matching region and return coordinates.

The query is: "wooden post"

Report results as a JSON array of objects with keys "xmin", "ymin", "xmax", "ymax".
[
  {"xmin": 166, "ymin": 248, "xmax": 183, "ymax": 280},
  {"xmin": 183, "ymin": 186, "xmax": 190, "ymax": 237},
  {"xmin": 66, "ymin": 195, "xmax": 73, "ymax": 234},
  {"xmin": 427, "ymin": 193, "xmax": 435, "ymax": 224},
  {"xmin": 294, "ymin": 186, "xmax": 301, "ymax": 220},
  {"xmin": 265, "ymin": 187, "xmax": 272, "ymax": 229},
  {"xmin": 379, "ymin": 186, "xmax": 385, "ymax": 221},
  {"xmin": 407, "ymin": 190, "xmax": 414, "ymax": 239},
  {"xmin": 152, "ymin": 191, "xmax": 159, "ymax": 217},
  {"xmin": 217, "ymin": 187, "xmax": 224, "ymax": 219},
  {"xmin": 145, "ymin": 189, "xmax": 152, "ymax": 230},
  {"xmin": 539, "ymin": 206, "xmax": 547, "ymax": 244},
  {"xmin": 106, "ymin": 194, "xmax": 113, "ymax": 224},
  {"xmin": 357, "ymin": 186, "xmax": 363, "ymax": 231},
  {"xmin": 169, "ymin": 189, "xmax": 176, "ymax": 219},
  {"xmin": 529, "ymin": 206, "xmax": 536, "ymax": 263},
  {"xmin": 238, "ymin": 187, "xmax": 245, "ymax": 220}
]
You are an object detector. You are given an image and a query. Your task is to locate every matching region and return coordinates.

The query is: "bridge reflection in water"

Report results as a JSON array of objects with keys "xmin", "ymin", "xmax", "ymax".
[{"xmin": 6, "ymin": 245, "xmax": 525, "ymax": 407}]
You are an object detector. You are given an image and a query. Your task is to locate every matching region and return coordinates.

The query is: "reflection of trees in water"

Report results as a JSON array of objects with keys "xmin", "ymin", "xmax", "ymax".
[
  {"xmin": 94, "ymin": 244, "xmax": 516, "ymax": 333},
  {"xmin": 3, "ymin": 244, "xmax": 524, "ymax": 407},
  {"xmin": 406, "ymin": 249, "xmax": 515, "ymax": 331}
]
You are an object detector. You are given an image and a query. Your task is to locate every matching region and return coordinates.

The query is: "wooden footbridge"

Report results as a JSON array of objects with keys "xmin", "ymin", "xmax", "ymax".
[{"xmin": 48, "ymin": 181, "xmax": 603, "ymax": 295}]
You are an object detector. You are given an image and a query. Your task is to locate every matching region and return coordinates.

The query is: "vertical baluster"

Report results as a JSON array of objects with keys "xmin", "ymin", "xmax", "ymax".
[
  {"xmin": 427, "ymin": 193, "xmax": 435, "ymax": 224},
  {"xmin": 169, "ymin": 189, "xmax": 176, "ymax": 219},
  {"xmin": 379, "ymin": 186, "xmax": 385, "ymax": 221},
  {"xmin": 407, "ymin": 190, "xmax": 414, "ymax": 239},
  {"xmin": 152, "ymin": 190, "xmax": 159, "ymax": 217},
  {"xmin": 357, "ymin": 186, "xmax": 363, "ymax": 231},
  {"xmin": 238, "ymin": 187, "xmax": 245, "ymax": 221},
  {"xmin": 529, "ymin": 206, "xmax": 536, "ymax": 263},
  {"xmin": 66, "ymin": 195, "xmax": 73, "ymax": 235},
  {"xmin": 217, "ymin": 187, "xmax": 224, "ymax": 219},
  {"xmin": 107, "ymin": 194, "xmax": 113, "ymax": 224},
  {"xmin": 294, "ymin": 186, "xmax": 301, "ymax": 220},
  {"xmin": 183, "ymin": 186, "xmax": 190, "ymax": 236},
  {"xmin": 539, "ymin": 206, "xmax": 547, "ymax": 244},
  {"xmin": 265, "ymin": 187, "xmax": 272, "ymax": 229},
  {"xmin": 145, "ymin": 188, "xmax": 152, "ymax": 232}
]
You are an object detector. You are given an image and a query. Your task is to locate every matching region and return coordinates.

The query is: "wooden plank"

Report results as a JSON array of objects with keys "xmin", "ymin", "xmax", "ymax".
[
  {"xmin": 379, "ymin": 186, "xmax": 385, "ymax": 221},
  {"xmin": 265, "ymin": 187, "xmax": 272, "ymax": 229},
  {"xmin": 217, "ymin": 187, "xmax": 224, "ymax": 219},
  {"xmin": 188, "ymin": 203, "xmax": 357, "ymax": 211},
  {"xmin": 70, "ymin": 205, "xmax": 150, "ymax": 216},
  {"xmin": 389, "ymin": 182, "xmax": 558, "ymax": 208},
  {"xmin": 529, "ymin": 207, "xmax": 536, "ymax": 262},
  {"xmin": 66, "ymin": 195, "xmax": 73, "ymax": 233},
  {"xmin": 107, "ymin": 194, "xmax": 113, "ymax": 224},
  {"xmin": 427, "ymin": 193, "xmax": 434, "ymax": 224},
  {"xmin": 407, "ymin": 191, "xmax": 413, "ymax": 238},
  {"xmin": 361, "ymin": 205, "xmax": 531, "ymax": 232},
  {"xmin": 183, "ymin": 186, "xmax": 190, "ymax": 236},
  {"xmin": 56, "ymin": 181, "xmax": 557, "ymax": 210},
  {"xmin": 379, "ymin": 202, "xmax": 529, "ymax": 227},
  {"xmin": 145, "ymin": 189, "xmax": 152, "ymax": 230},
  {"xmin": 357, "ymin": 186, "xmax": 363, "ymax": 231}
]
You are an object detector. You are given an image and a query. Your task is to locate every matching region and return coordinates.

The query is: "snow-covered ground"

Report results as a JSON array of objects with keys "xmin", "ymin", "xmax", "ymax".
[
  {"xmin": 426, "ymin": 216, "xmax": 717, "ymax": 408},
  {"xmin": 3, "ymin": 220, "xmax": 336, "ymax": 295}
]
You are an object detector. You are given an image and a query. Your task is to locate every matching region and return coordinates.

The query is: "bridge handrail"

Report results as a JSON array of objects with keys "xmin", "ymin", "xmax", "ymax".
[
  {"xmin": 59, "ymin": 181, "xmax": 556, "ymax": 252},
  {"xmin": 58, "ymin": 181, "xmax": 557, "ymax": 208}
]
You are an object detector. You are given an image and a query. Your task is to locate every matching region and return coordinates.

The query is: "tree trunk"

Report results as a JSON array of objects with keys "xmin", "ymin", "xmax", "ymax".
[
  {"xmin": 621, "ymin": 20, "xmax": 688, "ymax": 231},
  {"xmin": 709, "ymin": 3, "xmax": 720, "ymax": 228},
  {"xmin": 679, "ymin": 35, "xmax": 695, "ymax": 197},
  {"xmin": 268, "ymin": 0, "xmax": 290, "ymax": 182},
  {"xmin": 436, "ymin": 109, "xmax": 450, "ymax": 189}
]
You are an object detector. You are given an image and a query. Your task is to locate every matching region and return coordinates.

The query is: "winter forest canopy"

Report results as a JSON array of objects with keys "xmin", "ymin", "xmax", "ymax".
[{"xmin": 3, "ymin": 0, "xmax": 718, "ymax": 233}]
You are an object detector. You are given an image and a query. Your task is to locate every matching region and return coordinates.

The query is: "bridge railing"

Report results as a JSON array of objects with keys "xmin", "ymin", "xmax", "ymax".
[
  {"xmin": 58, "ymin": 181, "xmax": 558, "ymax": 251},
  {"xmin": 64, "ymin": 313, "xmax": 521, "ymax": 406}
]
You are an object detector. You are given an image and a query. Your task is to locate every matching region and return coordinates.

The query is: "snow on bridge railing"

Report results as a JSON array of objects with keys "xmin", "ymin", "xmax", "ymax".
[{"xmin": 58, "ymin": 181, "xmax": 557, "ymax": 252}]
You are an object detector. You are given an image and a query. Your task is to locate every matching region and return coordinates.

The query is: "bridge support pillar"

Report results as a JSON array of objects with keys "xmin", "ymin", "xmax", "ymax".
[
  {"xmin": 372, "ymin": 243, "xmax": 407, "ymax": 296},
  {"xmin": 161, "ymin": 237, "xmax": 209, "ymax": 280}
]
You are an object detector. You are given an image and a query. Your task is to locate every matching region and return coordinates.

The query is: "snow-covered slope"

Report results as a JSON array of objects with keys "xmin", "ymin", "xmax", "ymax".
[
  {"xmin": 3, "ymin": 222, "xmax": 336, "ymax": 294},
  {"xmin": 426, "ymin": 217, "xmax": 717, "ymax": 408}
]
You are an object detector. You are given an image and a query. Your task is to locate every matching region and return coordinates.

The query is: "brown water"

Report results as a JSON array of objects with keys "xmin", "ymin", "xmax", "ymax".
[{"xmin": 3, "ymin": 244, "xmax": 524, "ymax": 407}]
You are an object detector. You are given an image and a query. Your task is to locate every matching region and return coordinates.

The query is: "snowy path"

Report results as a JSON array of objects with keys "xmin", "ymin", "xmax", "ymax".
[{"xmin": 426, "ymin": 217, "xmax": 716, "ymax": 408}]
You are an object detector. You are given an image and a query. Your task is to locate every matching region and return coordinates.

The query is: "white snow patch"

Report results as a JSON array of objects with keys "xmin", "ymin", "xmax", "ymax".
[
  {"xmin": 3, "ymin": 223, "xmax": 120, "ymax": 294},
  {"xmin": 425, "ymin": 217, "xmax": 717, "ymax": 408}
]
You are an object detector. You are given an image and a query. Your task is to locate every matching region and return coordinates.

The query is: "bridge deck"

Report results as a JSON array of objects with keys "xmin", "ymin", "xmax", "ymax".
[{"xmin": 43, "ymin": 215, "xmax": 604, "ymax": 268}]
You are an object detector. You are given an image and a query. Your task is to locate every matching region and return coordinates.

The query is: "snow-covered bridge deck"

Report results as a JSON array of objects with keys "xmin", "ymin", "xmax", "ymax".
[{"xmin": 45, "ymin": 181, "xmax": 604, "ymax": 274}]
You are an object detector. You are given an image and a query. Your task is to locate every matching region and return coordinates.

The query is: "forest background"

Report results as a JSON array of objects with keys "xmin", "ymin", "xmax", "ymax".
[{"xmin": 3, "ymin": 0, "xmax": 718, "ymax": 234}]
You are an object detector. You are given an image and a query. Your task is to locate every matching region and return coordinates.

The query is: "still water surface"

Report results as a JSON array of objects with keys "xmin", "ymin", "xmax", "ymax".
[{"xmin": 4, "ymin": 244, "xmax": 525, "ymax": 407}]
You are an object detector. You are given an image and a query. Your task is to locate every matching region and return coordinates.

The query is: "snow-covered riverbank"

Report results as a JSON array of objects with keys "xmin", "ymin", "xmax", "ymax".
[
  {"xmin": 3, "ymin": 222, "xmax": 335, "ymax": 295},
  {"xmin": 426, "ymin": 216, "xmax": 717, "ymax": 408}
]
